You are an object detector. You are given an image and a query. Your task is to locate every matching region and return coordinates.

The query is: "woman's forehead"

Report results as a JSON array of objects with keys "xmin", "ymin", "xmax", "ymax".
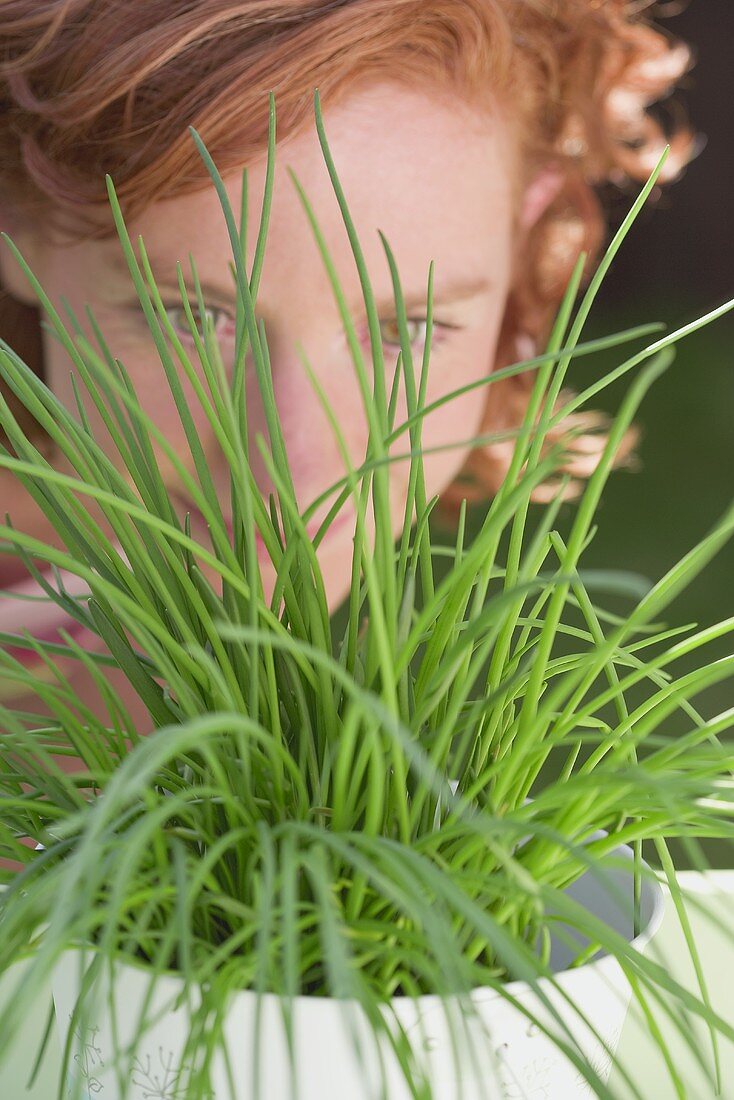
[{"xmin": 114, "ymin": 82, "xmax": 516, "ymax": 256}]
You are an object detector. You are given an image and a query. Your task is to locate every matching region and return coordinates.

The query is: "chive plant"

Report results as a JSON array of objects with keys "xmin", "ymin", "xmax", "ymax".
[{"xmin": 0, "ymin": 90, "xmax": 733, "ymax": 1100}]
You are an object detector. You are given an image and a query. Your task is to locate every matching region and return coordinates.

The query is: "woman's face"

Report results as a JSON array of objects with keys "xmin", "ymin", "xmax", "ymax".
[{"xmin": 1, "ymin": 80, "xmax": 561, "ymax": 614}]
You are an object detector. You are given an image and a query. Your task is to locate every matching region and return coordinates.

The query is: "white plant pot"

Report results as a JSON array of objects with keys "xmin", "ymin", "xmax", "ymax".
[{"xmin": 52, "ymin": 831, "xmax": 665, "ymax": 1100}]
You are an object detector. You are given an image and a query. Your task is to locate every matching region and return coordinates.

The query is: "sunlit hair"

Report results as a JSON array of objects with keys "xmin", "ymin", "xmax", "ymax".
[{"xmin": 0, "ymin": 0, "xmax": 698, "ymax": 516}]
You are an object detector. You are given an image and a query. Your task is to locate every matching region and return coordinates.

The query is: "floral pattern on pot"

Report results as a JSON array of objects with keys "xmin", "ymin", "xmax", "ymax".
[
  {"xmin": 64, "ymin": 1014, "xmax": 189, "ymax": 1099},
  {"xmin": 131, "ymin": 1046, "xmax": 190, "ymax": 1099},
  {"xmin": 67, "ymin": 1020, "xmax": 103, "ymax": 1095}
]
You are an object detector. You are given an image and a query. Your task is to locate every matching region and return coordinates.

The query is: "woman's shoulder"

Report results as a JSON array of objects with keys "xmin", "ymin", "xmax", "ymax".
[
  {"xmin": 0, "ymin": 457, "xmax": 75, "ymax": 589},
  {"xmin": 0, "ymin": 472, "xmax": 40, "ymax": 588}
]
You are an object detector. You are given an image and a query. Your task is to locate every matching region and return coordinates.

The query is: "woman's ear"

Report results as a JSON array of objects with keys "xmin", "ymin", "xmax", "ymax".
[{"xmin": 519, "ymin": 162, "xmax": 566, "ymax": 233}]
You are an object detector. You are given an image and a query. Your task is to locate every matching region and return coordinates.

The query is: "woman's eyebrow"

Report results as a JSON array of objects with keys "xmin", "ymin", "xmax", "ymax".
[
  {"xmin": 360, "ymin": 276, "xmax": 494, "ymax": 316},
  {"xmin": 110, "ymin": 250, "xmax": 492, "ymax": 312},
  {"xmin": 188, "ymin": 276, "xmax": 494, "ymax": 314}
]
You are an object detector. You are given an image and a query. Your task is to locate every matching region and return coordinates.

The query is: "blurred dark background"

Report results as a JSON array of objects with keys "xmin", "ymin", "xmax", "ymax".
[
  {"xmin": 575, "ymin": 2, "xmax": 733, "ymax": 866},
  {"xmin": 566, "ymin": 0, "xmax": 734, "ymax": 723},
  {"xmin": 603, "ymin": 1, "xmax": 733, "ymax": 304},
  {"xmin": 429, "ymin": 1, "xmax": 733, "ymax": 866},
  {"xmin": 570, "ymin": 0, "xmax": 734, "ymax": 692}
]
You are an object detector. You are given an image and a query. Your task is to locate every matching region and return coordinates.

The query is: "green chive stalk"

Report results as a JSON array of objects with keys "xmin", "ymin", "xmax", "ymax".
[{"xmin": 0, "ymin": 90, "xmax": 732, "ymax": 1100}]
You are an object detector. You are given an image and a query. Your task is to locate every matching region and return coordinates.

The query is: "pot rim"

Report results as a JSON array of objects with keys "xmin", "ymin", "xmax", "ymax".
[{"xmin": 50, "ymin": 834, "xmax": 666, "ymax": 1009}]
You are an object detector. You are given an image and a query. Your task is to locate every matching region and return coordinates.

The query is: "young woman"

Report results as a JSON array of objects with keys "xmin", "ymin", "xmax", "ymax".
[{"xmin": 0, "ymin": 0, "xmax": 696, "ymax": 742}]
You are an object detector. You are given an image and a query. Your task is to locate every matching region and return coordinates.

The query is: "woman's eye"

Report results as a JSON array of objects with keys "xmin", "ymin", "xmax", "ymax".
[
  {"xmin": 164, "ymin": 304, "xmax": 234, "ymax": 342},
  {"xmin": 162, "ymin": 304, "xmax": 458, "ymax": 351},
  {"xmin": 378, "ymin": 317, "xmax": 457, "ymax": 350}
]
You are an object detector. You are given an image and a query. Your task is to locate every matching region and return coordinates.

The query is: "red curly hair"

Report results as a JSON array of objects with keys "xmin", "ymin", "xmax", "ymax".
[{"xmin": 0, "ymin": 0, "xmax": 698, "ymax": 517}]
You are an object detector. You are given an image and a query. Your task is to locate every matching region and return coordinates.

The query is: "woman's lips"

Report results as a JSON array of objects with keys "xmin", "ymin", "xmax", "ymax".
[{"xmin": 172, "ymin": 494, "xmax": 353, "ymax": 560}]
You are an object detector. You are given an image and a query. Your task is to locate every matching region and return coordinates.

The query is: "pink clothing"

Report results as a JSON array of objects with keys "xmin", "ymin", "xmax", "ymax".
[{"xmin": 0, "ymin": 543, "xmax": 129, "ymax": 676}]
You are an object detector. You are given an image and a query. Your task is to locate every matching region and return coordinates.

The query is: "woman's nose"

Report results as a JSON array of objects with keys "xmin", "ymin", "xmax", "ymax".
[
  {"xmin": 200, "ymin": 346, "xmax": 368, "ymax": 519},
  {"xmin": 258, "ymin": 350, "xmax": 370, "ymax": 494}
]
